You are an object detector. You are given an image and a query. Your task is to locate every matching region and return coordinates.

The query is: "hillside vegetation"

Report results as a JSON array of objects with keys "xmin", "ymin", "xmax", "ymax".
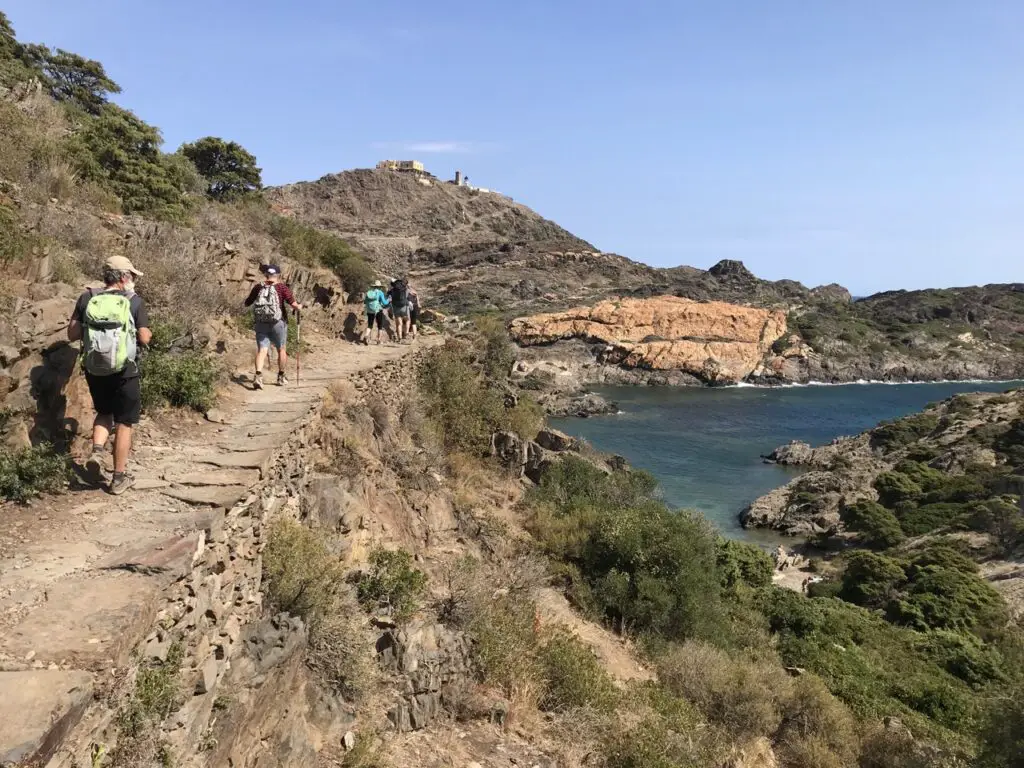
[{"xmin": 406, "ymin": 324, "xmax": 1024, "ymax": 767}]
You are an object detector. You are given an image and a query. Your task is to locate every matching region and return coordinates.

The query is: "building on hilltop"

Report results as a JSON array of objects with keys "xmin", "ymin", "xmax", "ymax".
[{"xmin": 376, "ymin": 159, "xmax": 425, "ymax": 174}]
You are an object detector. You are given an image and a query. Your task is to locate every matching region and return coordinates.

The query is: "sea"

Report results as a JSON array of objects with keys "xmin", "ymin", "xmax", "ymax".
[{"xmin": 550, "ymin": 381, "xmax": 1024, "ymax": 542}]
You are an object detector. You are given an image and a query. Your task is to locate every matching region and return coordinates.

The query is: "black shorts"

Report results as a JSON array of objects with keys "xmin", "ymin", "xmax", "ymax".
[
  {"xmin": 86, "ymin": 372, "xmax": 142, "ymax": 426},
  {"xmin": 367, "ymin": 311, "xmax": 385, "ymax": 329},
  {"xmin": 410, "ymin": 307, "xmax": 419, "ymax": 325}
]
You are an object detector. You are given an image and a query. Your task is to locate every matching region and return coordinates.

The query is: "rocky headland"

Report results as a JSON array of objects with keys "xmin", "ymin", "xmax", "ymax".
[{"xmin": 742, "ymin": 388, "xmax": 1024, "ymax": 543}]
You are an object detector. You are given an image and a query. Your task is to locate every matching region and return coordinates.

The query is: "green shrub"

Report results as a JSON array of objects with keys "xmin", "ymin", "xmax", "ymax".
[
  {"xmin": 716, "ymin": 538, "xmax": 774, "ymax": 592},
  {"xmin": 871, "ymin": 414, "xmax": 939, "ymax": 453},
  {"xmin": 141, "ymin": 349, "xmax": 219, "ymax": 412},
  {"xmin": 417, "ymin": 339, "xmax": 508, "ymax": 455},
  {"xmin": 839, "ymin": 551, "xmax": 906, "ymax": 610},
  {"xmin": 467, "ymin": 591, "xmax": 545, "ymax": 703},
  {"xmin": 841, "ymin": 500, "xmax": 905, "ymax": 549},
  {"xmin": 356, "ymin": 548, "xmax": 427, "ymax": 622},
  {"xmin": 529, "ymin": 457, "xmax": 724, "ymax": 640},
  {"xmin": 915, "ymin": 631, "xmax": 1008, "ymax": 688},
  {"xmin": 267, "ymin": 215, "xmax": 372, "ymax": 295},
  {"xmin": 875, "ymin": 471, "xmax": 924, "ymax": 507},
  {"xmin": 971, "ymin": 498, "xmax": 1024, "ymax": 554},
  {"xmin": 111, "ymin": 642, "xmax": 184, "ymax": 767},
  {"xmin": 0, "ymin": 443, "xmax": 70, "ymax": 502},
  {"xmin": 897, "ymin": 502, "xmax": 972, "ymax": 537},
  {"xmin": 890, "ymin": 566, "xmax": 1007, "ymax": 636},
  {"xmin": 977, "ymin": 687, "xmax": 1024, "ymax": 768},
  {"xmin": 476, "ymin": 315, "xmax": 516, "ymax": 382},
  {"xmin": 537, "ymin": 630, "xmax": 618, "ymax": 712}
]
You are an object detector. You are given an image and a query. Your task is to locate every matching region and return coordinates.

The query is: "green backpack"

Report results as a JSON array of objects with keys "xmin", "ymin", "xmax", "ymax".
[{"xmin": 81, "ymin": 291, "xmax": 137, "ymax": 376}]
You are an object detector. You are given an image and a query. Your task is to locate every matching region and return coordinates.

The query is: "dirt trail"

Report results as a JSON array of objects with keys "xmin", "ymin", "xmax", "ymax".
[{"xmin": 0, "ymin": 335, "xmax": 435, "ymax": 766}]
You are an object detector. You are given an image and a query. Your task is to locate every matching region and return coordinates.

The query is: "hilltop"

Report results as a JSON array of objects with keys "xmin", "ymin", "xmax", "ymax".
[{"xmin": 270, "ymin": 170, "xmax": 1024, "ymax": 390}]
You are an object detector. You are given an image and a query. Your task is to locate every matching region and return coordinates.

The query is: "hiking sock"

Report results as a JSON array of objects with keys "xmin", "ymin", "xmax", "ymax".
[{"xmin": 91, "ymin": 444, "xmax": 105, "ymax": 454}]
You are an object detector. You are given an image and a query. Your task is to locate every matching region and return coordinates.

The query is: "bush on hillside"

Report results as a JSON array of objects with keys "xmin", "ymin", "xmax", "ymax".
[
  {"xmin": 356, "ymin": 548, "xmax": 427, "ymax": 622},
  {"xmin": 537, "ymin": 630, "xmax": 619, "ymax": 713},
  {"xmin": 971, "ymin": 497, "xmax": 1024, "ymax": 554},
  {"xmin": 716, "ymin": 538, "xmax": 774, "ymax": 592},
  {"xmin": 263, "ymin": 517, "xmax": 377, "ymax": 701},
  {"xmin": 140, "ymin": 319, "xmax": 219, "ymax": 412},
  {"xmin": 759, "ymin": 587, "xmax": 980, "ymax": 742},
  {"xmin": 417, "ymin": 339, "xmax": 509, "ymax": 455},
  {"xmin": 180, "ymin": 136, "xmax": 262, "ymax": 201},
  {"xmin": 528, "ymin": 456, "xmax": 724, "ymax": 640},
  {"xmin": 839, "ymin": 551, "xmax": 906, "ymax": 610},
  {"xmin": 977, "ymin": 688, "xmax": 1024, "ymax": 768},
  {"xmin": 889, "ymin": 565, "xmax": 1007, "ymax": 637},
  {"xmin": 141, "ymin": 350, "xmax": 219, "ymax": 412},
  {"xmin": 268, "ymin": 216, "xmax": 373, "ymax": 295},
  {"xmin": 870, "ymin": 413, "xmax": 940, "ymax": 453},
  {"xmin": 875, "ymin": 471, "xmax": 924, "ymax": 507},
  {"xmin": 841, "ymin": 500, "xmax": 905, "ymax": 549},
  {"xmin": 0, "ymin": 443, "xmax": 70, "ymax": 502},
  {"xmin": 476, "ymin": 315, "xmax": 517, "ymax": 382}
]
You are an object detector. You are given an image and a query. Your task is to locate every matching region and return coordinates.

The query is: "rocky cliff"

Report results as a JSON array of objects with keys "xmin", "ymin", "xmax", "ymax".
[{"xmin": 509, "ymin": 296, "xmax": 788, "ymax": 385}]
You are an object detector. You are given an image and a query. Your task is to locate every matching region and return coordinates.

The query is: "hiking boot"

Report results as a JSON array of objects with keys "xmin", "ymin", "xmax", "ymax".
[
  {"xmin": 253, "ymin": 372, "xmax": 264, "ymax": 390},
  {"xmin": 85, "ymin": 449, "xmax": 106, "ymax": 486},
  {"xmin": 277, "ymin": 371, "xmax": 289, "ymax": 386},
  {"xmin": 109, "ymin": 472, "xmax": 135, "ymax": 496}
]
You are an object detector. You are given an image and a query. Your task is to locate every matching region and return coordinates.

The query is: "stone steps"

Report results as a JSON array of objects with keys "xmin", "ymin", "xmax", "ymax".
[{"xmin": 0, "ymin": 338, "xmax": 434, "ymax": 764}]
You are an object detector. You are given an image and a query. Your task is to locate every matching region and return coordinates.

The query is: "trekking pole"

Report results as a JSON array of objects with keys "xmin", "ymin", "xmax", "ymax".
[{"xmin": 295, "ymin": 309, "xmax": 301, "ymax": 385}]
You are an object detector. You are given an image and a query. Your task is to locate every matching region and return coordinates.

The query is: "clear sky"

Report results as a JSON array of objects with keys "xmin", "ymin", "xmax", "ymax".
[{"xmin": 6, "ymin": 1, "xmax": 1022, "ymax": 294}]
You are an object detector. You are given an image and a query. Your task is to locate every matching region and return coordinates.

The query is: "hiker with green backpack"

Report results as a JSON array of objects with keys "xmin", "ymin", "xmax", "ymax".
[
  {"xmin": 243, "ymin": 264, "xmax": 302, "ymax": 389},
  {"xmin": 67, "ymin": 256, "xmax": 152, "ymax": 496}
]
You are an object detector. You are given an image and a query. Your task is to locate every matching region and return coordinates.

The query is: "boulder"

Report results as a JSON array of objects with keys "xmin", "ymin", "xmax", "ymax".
[
  {"xmin": 534, "ymin": 427, "xmax": 580, "ymax": 453},
  {"xmin": 763, "ymin": 441, "xmax": 814, "ymax": 465}
]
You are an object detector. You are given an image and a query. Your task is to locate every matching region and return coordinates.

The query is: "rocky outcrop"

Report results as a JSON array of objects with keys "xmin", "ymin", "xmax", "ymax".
[{"xmin": 509, "ymin": 296, "xmax": 787, "ymax": 385}]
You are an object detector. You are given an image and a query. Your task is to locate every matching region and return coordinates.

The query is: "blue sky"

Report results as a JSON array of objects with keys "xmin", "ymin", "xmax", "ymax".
[{"xmin": 6, "ymin": 1, "xmax": 1022, "ymax": 294}]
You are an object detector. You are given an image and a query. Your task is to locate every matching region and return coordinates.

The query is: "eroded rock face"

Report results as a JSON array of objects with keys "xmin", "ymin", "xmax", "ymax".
[{"xmin": 509, "ymin": 296, "xmax": 787, "ymax": 384}]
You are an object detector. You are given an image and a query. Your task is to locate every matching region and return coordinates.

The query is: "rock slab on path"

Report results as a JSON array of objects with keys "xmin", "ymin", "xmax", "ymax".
[{"xmin": 0, "ymin": 670, "xmax": 94, "ymax": 766}]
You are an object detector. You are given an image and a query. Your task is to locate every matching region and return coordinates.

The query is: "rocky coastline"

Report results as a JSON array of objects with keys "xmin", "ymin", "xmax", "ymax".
[{"xmin": 506, "ymin": 293, "xmax": 1024, "ymax": 416}]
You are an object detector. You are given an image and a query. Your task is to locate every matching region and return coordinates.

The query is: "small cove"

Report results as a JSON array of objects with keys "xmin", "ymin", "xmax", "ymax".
[{"xmin": 551, "ymin": 381, "xmax": 1024, "ymax": 540}]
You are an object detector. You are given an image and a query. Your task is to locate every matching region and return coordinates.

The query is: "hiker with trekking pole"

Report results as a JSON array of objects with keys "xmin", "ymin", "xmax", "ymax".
[{"xmin": 243, "ymin": 264, "xmax": 302, "ymax": 390}]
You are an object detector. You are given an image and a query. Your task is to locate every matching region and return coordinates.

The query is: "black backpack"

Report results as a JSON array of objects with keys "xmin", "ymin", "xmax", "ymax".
[{"xmin": 392, "ymin": 279, "xmax": 408, "ymax": 307}]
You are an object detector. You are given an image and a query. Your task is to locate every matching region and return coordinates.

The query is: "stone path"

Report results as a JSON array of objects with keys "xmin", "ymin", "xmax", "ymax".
[{"xmin": 0, "ymin": 338, "xmax": 430, "ymax": 766}]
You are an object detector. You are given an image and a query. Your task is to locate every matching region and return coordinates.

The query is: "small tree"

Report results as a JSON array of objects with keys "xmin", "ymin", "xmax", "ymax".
[
  {"xmin": 180, "ymin": 136, "xmax": 262, "ymax": 201},
  {"xmin": 66, "ymin": 105, "xmax": 199, "ymax": 220}
]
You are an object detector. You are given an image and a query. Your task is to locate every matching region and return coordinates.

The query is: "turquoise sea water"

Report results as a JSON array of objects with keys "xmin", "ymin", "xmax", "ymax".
[{"xmin": 551, "ymin": 381, "xmax": 1023, "ymax": 540}]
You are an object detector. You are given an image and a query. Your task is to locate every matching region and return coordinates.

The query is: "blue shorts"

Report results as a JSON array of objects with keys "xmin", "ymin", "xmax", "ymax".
[{"xmin": 255, "ymin": 320, "xmax": 287, "ymax": 350}]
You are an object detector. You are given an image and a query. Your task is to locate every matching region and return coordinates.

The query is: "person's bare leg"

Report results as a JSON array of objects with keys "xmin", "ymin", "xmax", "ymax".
[
  {"xmin": 91, "ymin": 414, "xmax": 113, "ymax": 448},
  {"xmin": 255, "ymin": 346, "xmax": 269, "ymax": 373},
  {"xmin": 85, "ymin": 414, "xmax": 113, "ymax": 482},
  {"xmin": 112, "ymin": 424, "xmax": 132, "ymax": 473},
  {"xmin": 277, "ymin": 345, "xmax": 288, "ymax": 373}
]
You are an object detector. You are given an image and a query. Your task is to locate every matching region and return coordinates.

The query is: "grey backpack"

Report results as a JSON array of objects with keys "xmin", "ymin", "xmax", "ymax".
[{"xmin": 252, "ymin": 283, "xmax": 282, "ymax": 323}]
